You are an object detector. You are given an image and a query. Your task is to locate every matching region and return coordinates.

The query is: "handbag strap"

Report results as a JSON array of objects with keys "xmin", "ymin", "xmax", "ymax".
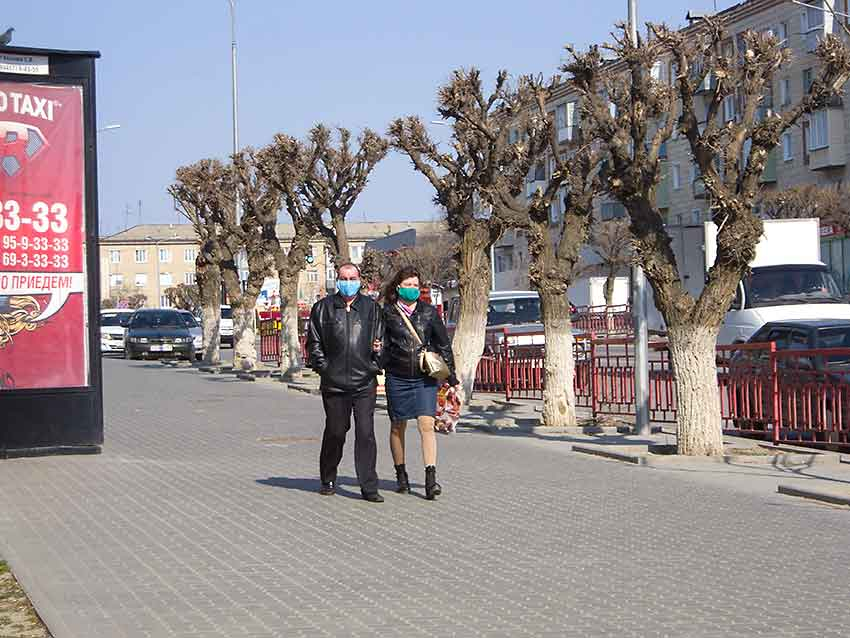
[{"xmin": 396, "ymin": 305, "xmax": 424, "ymax": 347}]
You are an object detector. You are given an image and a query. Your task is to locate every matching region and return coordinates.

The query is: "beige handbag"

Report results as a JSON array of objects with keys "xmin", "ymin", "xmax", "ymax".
[{"xmin": 397, "ymin": 307, "xmax": 451, "ymax": 381}]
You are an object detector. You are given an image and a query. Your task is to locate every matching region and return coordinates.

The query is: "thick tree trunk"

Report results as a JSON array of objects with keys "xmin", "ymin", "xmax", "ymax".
[
  {"xmin": 539, "ymin": 290, "xmax": 577, "ymax": 427},
  {"xmin": 604, "ymin": 269, "xmax": 615, "ymax": 307},
  {"xmin": 279, "ymin": 277, "xmax": 302, "ymax": 378},
  {"xmin": 232, "ymin": 303, "xmax": 257, "ymax": 371},
  {"xmin": 667, "ymin": 324, "xmax": 724, "ymax": 456},
  {"xmin": 332, "ymin": 214, "xmax": 351, "ymax": 263},
  {"xmin": 451, "ymin": 227, "xmax": 492, "ymax": 405},
  {"xmin": 195, "ymin": 258, "xmax": 221, "ymax": 366}
]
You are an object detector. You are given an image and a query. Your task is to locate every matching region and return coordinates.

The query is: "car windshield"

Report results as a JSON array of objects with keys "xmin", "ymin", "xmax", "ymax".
[
  {"xmin": 745, "ymin": 267, "xmax": 843, "ymax": 307},
  {"xmin": 130, "ymin": 311, "xmax": 183, "ymax": 329},
  {"xmin": 487, "ymin": 297, "xmax": 541, "ymax": 326},
  {"xmin": 221, "ymin": 307, "xmax": 232, "ymax": 319},
  {"xmin": 101, "ymin": 313, "xmax": 130, "ymax": 327},
  {"xmin": 818, "ymin": 327, "xmax": 850, "ymax": 366},
  {"xmin": 180, "ymin": 313, "xmax": 199, "ymax": 328}
]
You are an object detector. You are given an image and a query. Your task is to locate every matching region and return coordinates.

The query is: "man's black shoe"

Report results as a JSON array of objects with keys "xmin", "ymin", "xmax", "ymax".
[
  {"xmin": 319, "ymin": 482, "xmax": 335, "ymax": 496},
  {"xmin": 361, "ymin": 491, "xmax": 384, "ymax": 503}
]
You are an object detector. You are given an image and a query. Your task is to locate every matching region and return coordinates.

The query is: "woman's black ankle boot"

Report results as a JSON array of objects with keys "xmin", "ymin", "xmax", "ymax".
[
  {"xmin": 394, "ymin": 464, "xmax": 411, "ymax": 493},
  {"xmin": 425, "ymin": 465, "xmax": 441, "ymax": 500}
]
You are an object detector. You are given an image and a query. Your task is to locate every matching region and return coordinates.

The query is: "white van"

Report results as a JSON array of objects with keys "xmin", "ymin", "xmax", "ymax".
[{"xmin": 220, "ymin": 305, "xmax": 234, "ymax": 346}]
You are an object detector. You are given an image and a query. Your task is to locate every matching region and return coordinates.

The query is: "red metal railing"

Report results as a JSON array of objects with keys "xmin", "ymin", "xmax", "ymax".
[
  {"xmin": 474, "ymin": 333, "xmax": 850, "ymax": 450},
  {"xmin": 572, "ymin": 304, "xmax": 631, "ymax": 335},
  {"xmin": 257, "ymin": 318, "xmax": 308, "ymax": 366}
]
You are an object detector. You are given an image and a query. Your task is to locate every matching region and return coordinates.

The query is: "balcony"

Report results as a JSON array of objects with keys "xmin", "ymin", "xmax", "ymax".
[
  {"xmin": 692, "ymin": 179, "xmax": 708, "ymax": 199},
  {"xmin": 809, "ymin": 109, "xmax": 846, "ymax": 171}
]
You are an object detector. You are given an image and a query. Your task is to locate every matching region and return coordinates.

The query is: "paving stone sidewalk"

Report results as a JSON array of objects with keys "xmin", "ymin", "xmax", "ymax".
[{"xmin": 0, "ymin": 358, "xmax": 848, "ymax": 638}]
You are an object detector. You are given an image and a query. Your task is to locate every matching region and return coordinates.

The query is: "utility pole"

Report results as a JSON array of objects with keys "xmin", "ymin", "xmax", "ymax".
[{"xmin": 629, "ymin": 0, "xmax": 651, "ymax": 436}]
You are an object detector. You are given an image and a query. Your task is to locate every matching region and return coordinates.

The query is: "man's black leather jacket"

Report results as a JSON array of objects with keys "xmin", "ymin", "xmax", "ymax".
[{"xmin": 306, "ymin": 293, "xmax": 383, "ymax": 393}]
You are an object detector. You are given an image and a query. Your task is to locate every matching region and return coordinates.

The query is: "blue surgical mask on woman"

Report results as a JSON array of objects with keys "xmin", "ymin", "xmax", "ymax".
[{"xmin": 337, "ymin": 279, "xmax": 361, "ymax": 297}]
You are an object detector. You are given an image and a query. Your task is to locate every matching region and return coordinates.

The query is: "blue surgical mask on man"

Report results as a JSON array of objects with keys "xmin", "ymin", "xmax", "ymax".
[{"xmin": 337, "ymin": 279, "xmax": 361, "ymax": 298}]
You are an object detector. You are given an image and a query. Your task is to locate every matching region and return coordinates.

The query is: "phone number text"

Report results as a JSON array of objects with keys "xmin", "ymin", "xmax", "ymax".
[
  {"xmin": 0, "ymin": 252, "xmax": 70, "ymax": 269},
  {"xmin": 2, "ymin": 235, "xmax": 70, "ymax": 252},
  {"xmin": 0, "ymin": 200, "xmax": 70, "ymax": 234}
]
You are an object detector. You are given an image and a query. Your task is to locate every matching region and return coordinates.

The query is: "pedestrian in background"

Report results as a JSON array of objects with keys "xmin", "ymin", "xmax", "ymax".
[
  {"xmin": 306, "ymin": 263, "xmax": 385, "ymax": 502},
  {"xmin": 381, "ymin": 266, "xmax": 458, "ymax": 500}
]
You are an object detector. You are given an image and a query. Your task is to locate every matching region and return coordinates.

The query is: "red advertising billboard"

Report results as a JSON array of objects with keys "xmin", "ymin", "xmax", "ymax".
[{"xmin": 0, "ymin": 82, "xmax": 87, "ymax": 389}]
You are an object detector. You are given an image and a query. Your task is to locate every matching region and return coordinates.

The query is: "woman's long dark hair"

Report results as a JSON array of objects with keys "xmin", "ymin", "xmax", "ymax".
[{"xmin": 382, "ymin": 265, "xmax": 421, "ymax": 306}]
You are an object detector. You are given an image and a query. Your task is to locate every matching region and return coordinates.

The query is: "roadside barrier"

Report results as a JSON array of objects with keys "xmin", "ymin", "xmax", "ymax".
[{"xmin": 474, "ymin": 330, "xmax": 850, "ymax": 449}]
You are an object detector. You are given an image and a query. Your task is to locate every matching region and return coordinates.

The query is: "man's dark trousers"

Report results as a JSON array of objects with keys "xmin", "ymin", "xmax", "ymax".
[{"xmin": 319, "ymin": 383, "xmax": 378, "ymax": 493}]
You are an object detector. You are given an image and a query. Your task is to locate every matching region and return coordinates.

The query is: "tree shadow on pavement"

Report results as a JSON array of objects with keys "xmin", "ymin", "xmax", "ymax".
[{"xmin": 257, "ymin": 476, "xmax": 417, "ymax": 499}]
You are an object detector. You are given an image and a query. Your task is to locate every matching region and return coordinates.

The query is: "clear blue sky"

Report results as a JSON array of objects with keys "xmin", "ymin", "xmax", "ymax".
[{"xmin": 6, "ymin": 0, "xmax": 733, "ymax": 235}]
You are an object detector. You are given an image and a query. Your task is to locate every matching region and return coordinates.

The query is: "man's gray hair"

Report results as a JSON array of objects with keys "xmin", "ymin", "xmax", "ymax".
[{"xmin": 336, "ymin": 262, "xmax": 361, "ymax": 276}]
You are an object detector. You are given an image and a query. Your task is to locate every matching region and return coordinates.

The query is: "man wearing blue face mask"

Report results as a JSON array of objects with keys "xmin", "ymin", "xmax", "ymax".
[{"xmin": 306, "ymin": 262, "xmax": 385, "ymax": 502}]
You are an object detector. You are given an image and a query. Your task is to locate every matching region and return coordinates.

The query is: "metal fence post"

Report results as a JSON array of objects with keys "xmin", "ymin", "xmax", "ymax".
[
  {"xmin": 590, "ymin": 331, "xmax": 598, "ymax": 421},
  {"xmin": 503, "ymin": 327, "xmax": 511, "ymax": 402},
  {"xmin": 770, "ymin": 341, "xmax": 779, "ymax": 445}
]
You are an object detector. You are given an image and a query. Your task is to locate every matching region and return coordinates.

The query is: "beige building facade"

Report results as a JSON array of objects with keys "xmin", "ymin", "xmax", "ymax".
[
  {"xmin": 99, "ymin": 221, "xmax": 442, "ymax": 308},
  {"xmin": 495, "ymin": 0, "xmax": 850, "ymax": 292}
]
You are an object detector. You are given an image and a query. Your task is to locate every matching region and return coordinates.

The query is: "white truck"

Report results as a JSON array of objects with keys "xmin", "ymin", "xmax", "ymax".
[{"xmin": 650, "ymin": 218, "xmax": 850, "ymax": 344}]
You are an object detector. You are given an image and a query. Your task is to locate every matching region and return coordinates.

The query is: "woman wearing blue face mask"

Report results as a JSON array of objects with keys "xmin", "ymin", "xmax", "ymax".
[{"xmin": 381, "ymin": 266, "xmax": 458, "ymax": 500}]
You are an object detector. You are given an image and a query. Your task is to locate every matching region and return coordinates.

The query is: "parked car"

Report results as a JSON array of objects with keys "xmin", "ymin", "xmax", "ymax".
[
  {"xmin": 99, "ymin": 308, "xmax": 134, "ymax": 354},
  {"xmin": 733, "ymin": 319, "xmax": 850, "ymax": 372},
  {"xmin": 730, "ymin": 319, "xmax": 850, "ymax": 443},
  {"xmin": 444, "ymin": 290, "xmax": 579, "ymax": 351},
  {"xmin": 124, "ymin": 308, "xmax": 196, "ymax": 360},
  {"xmin": 220, "ymin": 305, "xmax": 234, "ymax": 346},
  {"xmin": 178, "ymin": 310, "xmax": 204, "ymax": 360}
]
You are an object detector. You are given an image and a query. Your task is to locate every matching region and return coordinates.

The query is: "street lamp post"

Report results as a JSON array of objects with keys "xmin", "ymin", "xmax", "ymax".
[{"xmin": 628, "ymin": 0, "xmax": 651, "ymax": 436}]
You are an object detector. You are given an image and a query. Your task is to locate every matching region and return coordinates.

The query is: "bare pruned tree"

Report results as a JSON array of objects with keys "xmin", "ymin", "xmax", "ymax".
[
  {"xmin": 589, "ymin": 218, "xmax": 634, "ymax": 308},
  {"xmin": 302, "ymin": 125, "xmax": 389, "ymax": 263},
  {"xmin": 229, "ymin": 149, "xmax": 282, "ymax": 370},
  {"xmin": 484, "ymin": 77, "xmax": 603, "ymax": 427},
  {"xmin": 389, "ymin": 69, "xmax": 539, "ymax": 402},
  {"xmin": 169, "ymin": 159, "xmax": 230, "ymax": 366},
  {"xmin": 760, "ymin": 183, "xmax": 850, "ymax": 231},
  {"xmin": 565, "ymin": 18, "xmax": 850, "ymax": 454},
  {"xmin": 255, "ymin": 134, "xmax": 322, "ymax": 377}
]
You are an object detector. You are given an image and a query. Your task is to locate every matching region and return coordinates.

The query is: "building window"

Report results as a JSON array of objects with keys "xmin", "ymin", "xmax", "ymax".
[
  {"xmin": 803, "ymin": 68, "xmax": 814, "ymax": 94},
  {"xmin": 109, "ymin": 274, "xmax": 123, "ymax": 288},
  {"xmin": 307, "ymin": 271, "xmax": 319, "ymax": 283},
  {"xmin": 778, "ymin": 21, "xmax": 789, "ymax": 48},
  {"xmin": 158, "ymin": 248, "xmax": 171, "ymax": 263},
  {"xmin": 160, "ymin": 295, "xmax": 171, "ymax": 308},
  {"xmin": 135, "ymin": 274, "xmax": 147, "ymax": 288},
  {"xmin": 782, "ymin": 131, "xmax": 793, "ymax": 161},
  {"xmin": 723, "ymin": 93, "xmax": 738, "ymax": 122},
  {"xmin": 600, "ymin": 202, "xmax": 626, "ymax": 220},
  {"xmin": 184, "ymin": 272, "xmax": 196, "ymax": 285},
  {"xmin": 134, "ymin": 249, "xmax": 148, "ymax": 264},
  {"xmin": 780, "ymin": 78, "xmax": 790, "ymax": 107},
  {"xmin": 350, "ymin": 245, "xmax": 363, "ymax": 262},
  {"xmin": 495, "ymin": 251, "xmax": 514, "ymax": 273},
  {"xmin": 184, "ymin": 248, "xmax": 197, "ymax": 263},
  {"xmin": 508, "ymin": 128, "xmax": 519, "ymax": 144},
  {"xmin": 808, "ymin": 110, "xmax": 829, "ymax": 150},
  {"xmin": 671, "ymin": 163, "xmax": 681, "ymax": 190},
  {"xmin": 159, "ymin": 273, "xmax": 172, "ymax": 287},
  {"xmin": 109, "ymin": 249, "xmax": 121, "ymax": 264},
  {"xmin": 691, "ymin": 209, "xmax": 702, "ymax": 225}
]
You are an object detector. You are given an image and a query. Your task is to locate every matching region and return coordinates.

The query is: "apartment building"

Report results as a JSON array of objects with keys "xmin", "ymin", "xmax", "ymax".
[
  {"xmin": 494, "ymin": 0, "xmax": 850, "ymax": 292},
  {"xmin": 99, "ymin": 220, "xmax": 442, "ymax": 308}
]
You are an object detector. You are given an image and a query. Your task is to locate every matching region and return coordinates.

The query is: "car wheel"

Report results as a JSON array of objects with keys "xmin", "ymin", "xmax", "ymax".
[{"xmin": 124, "ymin": 347, "xmax": 133, "ymax": 360}]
